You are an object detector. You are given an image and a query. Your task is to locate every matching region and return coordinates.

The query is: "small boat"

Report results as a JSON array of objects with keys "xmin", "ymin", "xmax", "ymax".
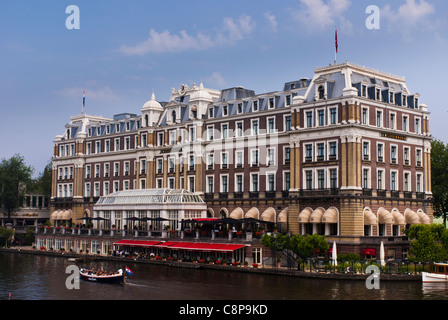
[
  {"xmin": 422, "ymin": 262, "xmax": 448, "ymax": 283},
  {"xmin": 79, "ymin": 268, "xmax": 125, "ymax": 284}
]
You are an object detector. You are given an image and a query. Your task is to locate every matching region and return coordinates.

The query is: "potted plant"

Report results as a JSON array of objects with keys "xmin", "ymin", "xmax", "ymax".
[
  {"xmin": 252, "ymin": 263, "xmax": 259, "ymax": 269},
  {"xmin": 232, "ymin": 261, "xmax": 240, "ymax": 267},
  {"xmin": 277, "ymin": 256, "xmax": 281, "ymax": 268},
  {"xmin": 244, "ymin": 261, "xmax": 249, "ymax": 267},
  {"xmin": 222, "ymin": 259, "xmax": 227, "ymax": 266}
]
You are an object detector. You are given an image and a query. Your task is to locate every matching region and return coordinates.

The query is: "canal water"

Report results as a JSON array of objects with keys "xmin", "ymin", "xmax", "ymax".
[{"xmin": 1, "ymin": 252, "xmax": 447, "ymax": 302}]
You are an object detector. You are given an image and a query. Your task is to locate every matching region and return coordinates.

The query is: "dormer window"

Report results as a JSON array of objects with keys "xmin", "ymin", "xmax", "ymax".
[
  {"xmin": 223, "ymin": 105, "xmax": 228, "ymax": 116},
  {"xmin": 362, "ymin": 84, "xmax": 367, "ymax": 97},
  {"xmin": 209, "ymin": 107, "xmax": 214, "ymax": 118},
  {"xmin": 318, "ymin": 85, "xmax": 325, "ymax": 100},
  {"xmin": 389, "ymin": 91, "xmax": 395, "ymax": 104},
  {"xmin": 268, "ymin": 97, "xmax": 275, "ymax": 109},
  {"xmin": 402, "ymin": 95, "xmax": 407, "ymax": 106},
  {"xmin": 171, "ymin": 110, "xmax": 176, "ymax": 123},
  {"xmin": 376, "ymin": 88, "xmax": 381, "ymax": 101}
]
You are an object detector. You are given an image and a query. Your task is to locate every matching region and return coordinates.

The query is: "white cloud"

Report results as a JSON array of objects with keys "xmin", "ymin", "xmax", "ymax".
[
  {"xmin": 292, "ymin": 0, "xmax": 352, "ymax": 34},
  {"xmin": 382, "ymin": 0, "xmax": 436, "ymax": 40},
  {"xmin": 264, "ymin": 12, "xmax": 278, "ymax": 32},
  {"xmin": 204, "ymin": 72, "xmax": 227, "ymax": 88},
  {"xmin": 120, "ymin": 15, "xmax": 255, "ymax": 55}
]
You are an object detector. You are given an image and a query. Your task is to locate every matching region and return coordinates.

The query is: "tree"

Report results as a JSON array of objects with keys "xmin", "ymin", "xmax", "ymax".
[
  {"xmin": 405, "ymin": 224, "xmax": 448, "ymax": 262},
  {"xmin": 0, "ymin": 154, "xmax": 34, "ymax": 220},
  {"xmin": 431, "ymin": 139, "xmax": 448, "ymax": 227}
]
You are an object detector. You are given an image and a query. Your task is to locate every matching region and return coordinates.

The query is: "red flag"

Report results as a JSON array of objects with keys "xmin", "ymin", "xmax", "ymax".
[{"xmin": 335, "ymin": 27, "xmax": 338, "ymax": 53}]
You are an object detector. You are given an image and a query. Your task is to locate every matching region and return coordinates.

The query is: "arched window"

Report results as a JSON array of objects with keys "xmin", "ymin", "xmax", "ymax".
[
  {"xmin": 145, "ymin": 114, "xmax": 149, "ymax": 127},
  {"xmin": 171, "ymin": 110, "xmax": 176, "ymax": 123},
  {"xmin": 318, "ymin": 85, "xmax": 325, "ymax": 100}
]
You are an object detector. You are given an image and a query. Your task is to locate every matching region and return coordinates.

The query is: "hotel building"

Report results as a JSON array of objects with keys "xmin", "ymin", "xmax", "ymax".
[{"xmin": 49, "ymin": 62, "xmax": 433, "ymax": 259}]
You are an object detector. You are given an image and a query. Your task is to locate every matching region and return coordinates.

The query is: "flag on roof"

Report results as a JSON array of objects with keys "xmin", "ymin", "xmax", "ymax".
[
  {"xmin": 83, "ymin": 89, "xmax": 86, "ymax": 108},
  {"xmin": 335, "ymin": 27, "xmax": 338, "ymax": 54}
]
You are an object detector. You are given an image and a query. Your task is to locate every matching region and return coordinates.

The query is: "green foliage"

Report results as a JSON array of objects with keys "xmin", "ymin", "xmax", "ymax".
[
  {"xmin": 0, "ymin": 227, "xmax": 14, "ymax": 247},
  {"xmin": 0, "ymin": 154, "xmax": 34, "ymax": 217},
  {"xmin": 261, "ymin": 233, "xmax": 329, "ymax": 259},
  {"xmin": 405, "ymin": 224, "xmax": 448, "ymax": 262},
  {"xmin": 431, "ymin": 139, "xmax": 448, "ymax": 224}
]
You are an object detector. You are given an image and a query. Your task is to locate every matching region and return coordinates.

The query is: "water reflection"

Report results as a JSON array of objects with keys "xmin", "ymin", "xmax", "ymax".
[{"xmin": 0, "ymin": 252, "xmax": 446, "ymax": 300}]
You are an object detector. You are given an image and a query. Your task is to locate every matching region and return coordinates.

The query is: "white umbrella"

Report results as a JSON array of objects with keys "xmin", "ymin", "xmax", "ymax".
[
  {"xmin": 380, "ymin": 241, "xmax": 385, "ymax": 266},
  {"xmin": 332, "ymin": 241, "xmax": 337, "ymax": 266}
]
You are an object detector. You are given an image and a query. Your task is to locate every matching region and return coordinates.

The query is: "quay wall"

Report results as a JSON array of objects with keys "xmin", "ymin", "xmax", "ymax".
[{"xmin": 0, "ymin": 247, "xmax": 421, "ymax": 282}]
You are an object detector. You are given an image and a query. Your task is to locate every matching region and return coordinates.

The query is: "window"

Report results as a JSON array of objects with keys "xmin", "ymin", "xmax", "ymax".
[
  {"xmin": 363, "ymin": 168, "xmax": 370, "ymax": 189},
  {"xmin": 318, "ymin": 109, "xmax": 325, "ymax": 126},
  {"xmin": 267, "ymin": 148, "xmax": 275, "ymax": 166},
  {"xmin": 363, "ymin": 141, "xmax": 370, "ymax": 160},
  {"xmin": 376, "ymin": 110, "xmax": 382, "ymax": 127},
  {"xmin": 207, "ymin": 126, "xmax": 214, "ymax": 141},
  {"xmin": 389, "ymin": 92, "xmax": 395, "ymax": 104},
  {"xmin": 306, "ymin": 111, "xmax": 313, "ymax": 127},
  {"xmin": 284, "ymin": 172, "xmax": 290, "ymax": 191},
  {"xmin": 234, "ymin": 151, "xmax": 242, "ymax": 168},
  {"xmin": 415, "ymin": 118, "xmax": 420, "ymax": 134},
  {"xmin": 95, "ymin": 164, "xmax": 100, "ymax": 178},
  {"xmin": 85, "ymin": 183, "xmax": 90, "ymax": 197},
  {"xmin": 284, "ymin": 147, "xmax": 291, "ymax": 164},
  {"xmin": 223, "ymin": 105, "xmax": 228, "ymax": 116},
  {"xmin": 377, "ymin": 143, "xmax": 384, "ymax": 162},
  {"xmin": 221, "ymin": 175, "xmax": 228, "ymax": 193},
  {"xmin": 377, "ymin": 170, "xmax": 384, "ymax": 190},
  {"xmin": 318, "ymin": 85, "xmax": 325, "ymax": 99},
  {"xmin": 269, "ymin": 97, "xmax": 275, "ymax": 109},
  {"xmin": 95, "ymin": 141, "xmax": 101, "ymax": 154},
  {"xmin": 142, "ymin": 133, "xmax": 147, "ymax": 147},
  {"xmin": 140, "ymin": 160, "xmax": 146, "ymax": 174},
  {"xmin": 207, "ymin": 154, "xmax": 214, "ymax": 170},
  {"xmin": 391, "ymin": 146, "xmax": 397, "ymax": 163},
  {"xmin": 251, "ymin": 120, "xmax": 259, "ymax": 135},
  {"xmin": 253, "ymin": 100, "xmax": 258, "ymax": 112},
  {"xmin": 317, "ymin": 143, "xmax": 325, "ymax": 161},
  {"xmin": 207, "ymin": 176, "xmax": 214, "ymax": 194},
  {"xmin": 305, "ymin": 144, "xmax": 313, "ymax": 161},
  {"xmin": 286, "ymin": 95, "xmax": 291, "ymax": 106},
  {"xmin": 330, "ymin": 108, "xmax": 337, "ymax": 125},
  {"xmin": 403, "ymin": 116, "xmax": 408, "ymax": 132},
  {"xmin": 237, "ymin": 103, "xmax": 243, "ymax": 114},
  {"xmin": 268, "ymin": 117, "xmax": 275, "ymax": 133},
  {"xmin": 114, "ymin": 138, "xmax": 120, "ymax": 151},
  {"xmin": 104, "ymin": 182, "xmax": 110, "ymax": 195},
  {"xmin": 329, "ymin": 142, "xmax": 337, "ymax": 160},
  {"xmin": 251, "ymin": 150, "xmax": 259, "ymax": 167},
  {"xmin": 208, "ymin": 107, "xmax": 214, "ymax": 118},
  {"xmin": 285, "ymin": 116, "xmax": 291, "ymax": 131},
  {"xmin": 86, "ymin": 143, "xmax": 91, "ymax": 155},
  {"xmin": 236, "ymin": 122, "xmax": 243, "ymax": 137},
  {"xmin": 362, "ymin": 107, "xmax": 368, "ymax": 124},
  {"xmin": 169, "ymin": 131, "xmax": 176, "ymax": 145},
  {"xmin": 236, "ymin": 175, "xmax": 243, "ymax": 193},
  {"xmin": 221, "ymin": 152, "xmax": 228, "ymax": 169},
  {"xmin": 404, "ymin": 147, "xmax": 410, "ymax": 165},
  {"xmin": 157, "ymin": 159, "xmax": 163, "ymax": 174},
  {"xmin": 189, "ymin": 127, "xmax": 196, "ymax": 141},
  {"xmin": 189, "ymin": 155, "xmax": 195, "ymax": 170},
  {"xmin": 404, "ymin": 172, "xmax": 410, "ymax": 192},
  {"xmin": 169, "ymin": 157, "xmax": 175, "ymax": 173},
  {"xmin": 317, "ymin": 170, "xmax": 325, "ymax": 189},
  {"xmin": 416, "ymin": 174, "xmax": 422, "ymax": 192},
  {"xmin": 391, "ymin": 171, "xmax": 397, "ymax": 191},
  {"xmin": 416, "ymin": 149, "xmax": 422, "ymax": 166},
  {"xmin": 267, "ymin": 173, "xmax": 275, "ymax": 192},
  {"xmin": 251, "ymin": 174, "xmax": 259, "ymax": 192},
  {"xmin": 376, "ymin": 88, "xmax": 381, "ymax": 101},
  {"xmin": 124, "ymin": 137, "xmax": 130, "ymax": 150},
  {"xmin": 221, "ymin": 124, "xmax": 228, "ymax": 139},
  {"xmin": 114, "ymin": 163, "xmax": 119, "ymax": 176},
  {"xmin": 330, "ymin": 169, "xmax": 337, "ymax": 190},
  {"xmin": 305, "ymin": 170, "xmax": 313, "ymax": 190},
  {"xmin": 362, "ymin": 84, "xmax": 367, "ymax": 97},
  {"xmin": 390, "ymin": 113, "xmax": 396, "ymax": 130},
  {"xmin": 86, "ymin": 165, "xmax": 91, "ymax": 179},
  {"xmin": 171, "ymin": 111, "xmax": 176, "ymax": 123},
  {"xmin": 104, "ymin": 163, "xmax": 109, "ymax": 178}
]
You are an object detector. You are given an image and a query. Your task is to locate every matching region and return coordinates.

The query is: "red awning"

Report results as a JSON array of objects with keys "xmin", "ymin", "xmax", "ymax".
[
  {"xmin": 363, "ymin": 248, "xmax": 376, "ymax": 256},
  {"xmin": 114, "ymin": 240, "xmax": 162, "ymax": 247},
  {"xmin": 213, "ymin": 244, "xmax": 246, "ymax": 252},
  {"xmin": 167, "ymin": 242, "xmax": 197, "ymax": 250},
  {"xmin": 154, "ymin": 241, "xmax": 182, "ymax": 248}
]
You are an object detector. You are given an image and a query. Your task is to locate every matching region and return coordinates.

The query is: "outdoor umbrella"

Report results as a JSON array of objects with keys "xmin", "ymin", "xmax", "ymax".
[
  {"xmin": 332, "ymin": 241, "xmax": 337, "ymax": 266},
  {"xmin": 380, "ymin": 241, "xmax": 386, "ymax": 266}
]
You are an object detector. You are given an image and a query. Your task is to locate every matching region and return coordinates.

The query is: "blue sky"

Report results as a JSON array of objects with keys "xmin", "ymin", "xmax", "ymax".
[{"xmin": 1, "ymin": 0, "xmax": 447, "ymax": 176}]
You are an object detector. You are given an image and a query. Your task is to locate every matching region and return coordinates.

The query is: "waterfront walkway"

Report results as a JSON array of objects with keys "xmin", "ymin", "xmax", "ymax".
[{"xmin": 1, "ymin": 246, "xmax": 422, "ymax": 281}]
